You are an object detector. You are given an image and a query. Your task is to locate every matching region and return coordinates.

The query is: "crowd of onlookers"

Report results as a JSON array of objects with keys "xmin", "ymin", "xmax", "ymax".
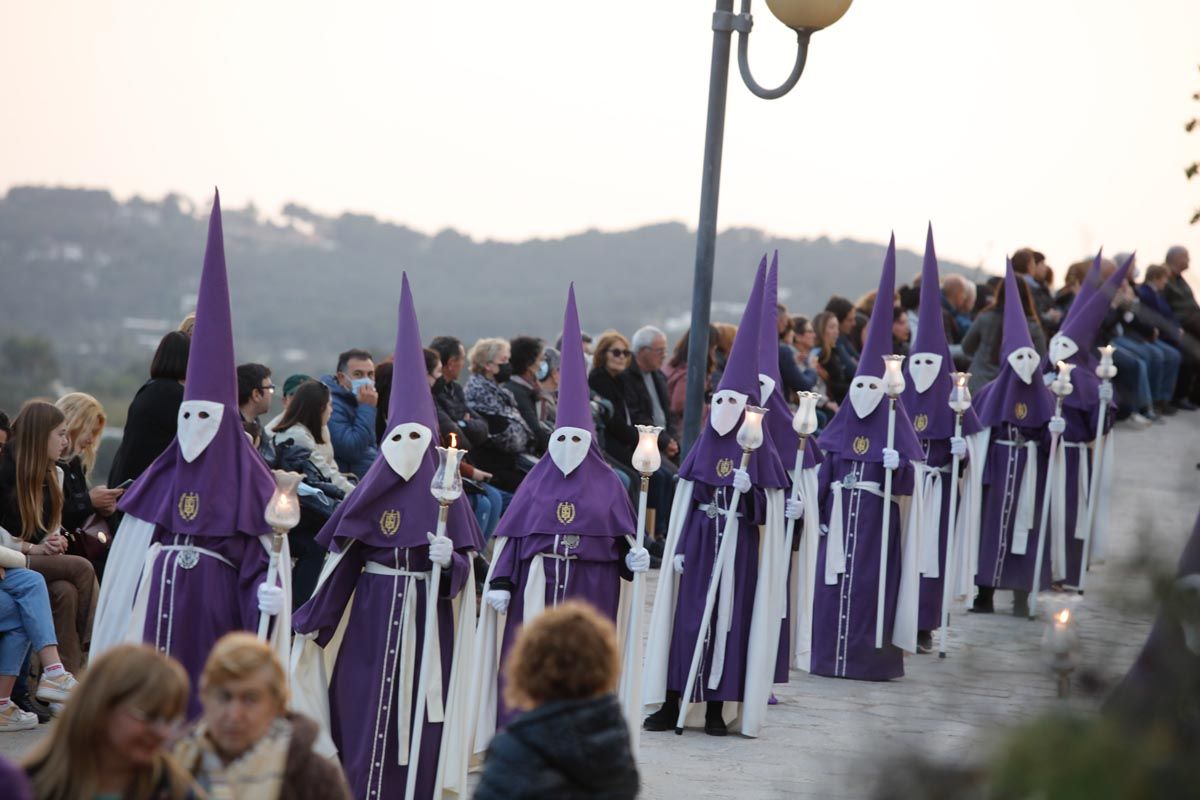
[{"xmin": 0, "ymin": 243, "xmax": 1196, "ymax": 796}]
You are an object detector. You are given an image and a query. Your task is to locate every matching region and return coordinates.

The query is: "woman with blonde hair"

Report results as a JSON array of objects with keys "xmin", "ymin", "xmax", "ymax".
[
  {"xmin": 23, "ymin": 643, "xmax": 199, "ymax": 799},
  {"xmin": 173, "ymin": 633, "xmax": 351, "ymax": 800},
  {"xmin": 56, "ymin": 393, "xmax": 123, "ymax": 576},
  {"xmin": 474, "ymin": 601, "xmax": 638, "ymax": 799},
  {"xmin": 0, "ymin": 401, "xmax": 97, "ymax": 674}
]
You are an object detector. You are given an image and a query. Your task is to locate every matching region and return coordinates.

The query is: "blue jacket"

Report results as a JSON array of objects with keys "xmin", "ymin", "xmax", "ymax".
[
  {"xmin": 321, "ymin": 374, "xmax": 378, "ymax": 479},
  {"xmin": 1135, "ymin": 284, "xmax": 1182, "ymax": 347}
]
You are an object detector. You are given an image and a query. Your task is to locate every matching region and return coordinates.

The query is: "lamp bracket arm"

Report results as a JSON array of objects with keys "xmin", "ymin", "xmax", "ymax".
[{"xmin": 736, "ymin": 17, "xmax": 812, "ymax": 100}]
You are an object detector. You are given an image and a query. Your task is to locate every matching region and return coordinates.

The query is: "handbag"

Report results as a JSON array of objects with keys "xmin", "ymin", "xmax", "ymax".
[{"xmin": 66, "ymin": 514, "xmax": 112, "ymax": 562}]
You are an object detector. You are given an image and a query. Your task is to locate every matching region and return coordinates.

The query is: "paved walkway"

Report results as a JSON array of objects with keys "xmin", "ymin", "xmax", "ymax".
[{"xmin": 3, "ymin": 414, "xmax": 1198, "ymax": 800}]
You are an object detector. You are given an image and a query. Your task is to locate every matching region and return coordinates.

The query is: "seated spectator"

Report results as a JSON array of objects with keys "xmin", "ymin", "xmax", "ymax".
[
  {"xmin": 1, "ymin": 555, "xmax": 78, "ymax": 732},
  {"xmin": 264, "ymin": 374, "xmax": 313, "ymax": 434},
  {"xmin": 709, "ymin": 323, "xmax": 737, "ymax": 388},
  {"xmin": 173, "ymin": 633, "xmax": 351, "ymax": 800},
  {"xmin": 55, "ymin": 393, "xmax": 122, "ymax": 578},
  {"xmin": 940, "ymin": 273, "xmax": 976, "ymax": 344},
  {"xmin": 892, "ymin": 305, "xmax": 911, "ymax": 357},
  {"xmin": 775, "ymin": 306, "xmax": 816, "ymax": 398},
  {"xmin": 824, "ymin": 295, "xmax": 861, "ymax": 375},
  {"xmin": 1053, "ymin": 259, "xmax": 1092, "ymax": 319},
  {"xmin": 0, "ymin": 401, "xmax": 97, "ymax": 675},
  {"xmin": 961, "ymin": 271, "xmax": 1047, "ymax": 393},
  {"xmin": 430, "ymin": 336, "xmax": 491, "ymax": 453},
  {"xmin": 623, "ymin": 326, "xmax": 680, "ymax": 462},
  {"xmin": 1139, "ymin": 264, "xmax": 1198, "ymax": 410},
  {"xmin": 236, "ymin": 363, "xmax": 274, "ymax": 448},
  {"xmin": 1164, "ymin": 246, "xmax": 1200, "ymax": 342},
  {"xmin": 536, "ymin": 347, "xmax": 560, "ymax": 427},
  {"xmin": 23, "ymin": 644, "xmax": 199, "ymax": 799},
  {"xmin": 661, "ymin": 325, "xmax": 717, "ymax": 433},
  {"xmin": 464, "ymin": 338, "xmax": 535, "ymax": 493},
  {"xmin": 474, "ymin": 601, "xmax": 638, "ymax": 800},
  {"xmin": 504, "ymin": 336, "xmax": 551, "ymax": 455},
  {"xmin": 107, "ymin": 330, "xmax": 189, "ymax": 487},
  {"xmin": 1013, "ymin": 248, "xmax": 1062, "ymax": 334},
  {"xmin": 321, "ymin": 349, "xmax": 379, "ymax": 479},
  {"xmin": 268, "ymin": 380, "xmax": 356, "ymax": 497},
  {"xmin": 1109, "ymin": 261, "xmax": 1179, "ymax": 420},
  {"xmin": 373, "ymin": 360, "xmax": 394, "ymax": 444},
  {"xmin": 587, "ymin": 331, "xmax": 638, "ymax": 467},
  {"xmin": 812, "ymin": 311, "xmax": 850, "ymax": 406}
]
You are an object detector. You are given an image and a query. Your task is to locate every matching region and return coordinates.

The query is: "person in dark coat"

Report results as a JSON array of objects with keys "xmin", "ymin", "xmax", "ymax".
[
  {"xmin": 503, "ymin": 335, "xmax": 551, "ymax": 455},
  {"xmin": 474, "ymin": 601, "xmax": 638, "ymax": 800},
  {"xmin": 107, "ymin": 331, "xmax": 189, "ymax": 487}
]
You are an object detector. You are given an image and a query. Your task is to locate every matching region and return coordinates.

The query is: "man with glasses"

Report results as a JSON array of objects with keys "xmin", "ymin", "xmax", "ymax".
[{"xmin": 236, "ymin": 363, "xmax": 274, "ymax": 447}]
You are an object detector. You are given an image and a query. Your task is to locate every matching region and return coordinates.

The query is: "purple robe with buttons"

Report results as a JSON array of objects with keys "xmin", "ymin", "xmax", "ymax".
[
  {"xmin": 915, "ymin": 439, "xmax": 962, "ymax": 631},
  {"xmin": 292, "ymin": 543, "xmax": 471, "ymax": 800},
  {"xmin": 811, "ymin": 454, "xmax": 914, "ymax": 680},
  {"xmin": 975, "ymin": 422, "xmax": 1053, "ymax": 592}
]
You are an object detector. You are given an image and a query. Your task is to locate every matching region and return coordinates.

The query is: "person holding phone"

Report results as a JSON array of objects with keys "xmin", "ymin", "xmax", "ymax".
[
  {"xmin": 56, "ymin": 393, "xmax": 124, "ymax": 580},
  {"xmin": 321, "ymin": 349, "xmax": 380, "ymax": 480}
]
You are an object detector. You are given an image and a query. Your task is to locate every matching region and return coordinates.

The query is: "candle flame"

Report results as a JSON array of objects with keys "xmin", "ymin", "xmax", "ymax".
[
  {"xmin": 1055, "ymin": 609, "xmax": 1071, "ymax": 624},
  {"xmin": 449, "ymin": 432, "xmax": 457, "ymax": 449}
]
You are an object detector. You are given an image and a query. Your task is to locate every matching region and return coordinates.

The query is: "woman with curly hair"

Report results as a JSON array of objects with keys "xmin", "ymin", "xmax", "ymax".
[{"xmin": 474, "ymin": 601, "xmax": 638, "ymax": 800}]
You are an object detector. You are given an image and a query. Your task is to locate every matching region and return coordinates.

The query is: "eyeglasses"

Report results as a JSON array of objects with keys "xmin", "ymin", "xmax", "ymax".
[
  {"xmin": 262, "ymin": 384, "xmax": 276, "ymax": 392},
  {"xmin": 607, "ymin": 349, "xmax": 632, "ymax": 358}
]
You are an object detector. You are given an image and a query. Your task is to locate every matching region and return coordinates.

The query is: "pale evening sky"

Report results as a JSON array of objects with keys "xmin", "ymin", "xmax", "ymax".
[{"xmin": 3, "ymin": 0, "xmax": 1199, "ymax": 280}]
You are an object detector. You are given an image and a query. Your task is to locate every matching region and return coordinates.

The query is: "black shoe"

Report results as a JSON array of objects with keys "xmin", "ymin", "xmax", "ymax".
[
  {"xmin": 13, "ymin": 694, "xmax": 52, "ymax": 724},
  {"xmin": 646, "ymin": 538, "xmax": 666, "ymax": 558},
  {"xmin": 1174, "ymin": 399, "xmax": 1198, "ymax": 412},
  {"xmin": 649, "ymin": 554, "xmax": 662, "ymax": 570},
  {"xmin": 704, "ymin": 703, "xmax": 727, "ymax": 737},
  {"xmin": 968, "ymin": 596, "xmax": 994, "ymax": 614},
  {"xmin": 916, "ymin": 631, "xmax": 934, "ymax": 654},
  {"xmin": 643, "ymin": 698, "xmax": 680, "ymax": 732},
  {"xmin": 1013, "ymin": 591, "xmax": 1030, "ymax": 618},
  {"xmin": 1158, "ymin": 402, "xmax": 1179, "ymax": 417}
]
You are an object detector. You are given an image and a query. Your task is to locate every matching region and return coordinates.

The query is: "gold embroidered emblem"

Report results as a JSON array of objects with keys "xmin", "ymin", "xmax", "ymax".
[
  {"xmin": 852, "ymin": 436, "xmax": 870, "ymax": 456},
  {"xmin": 380, "ymin": 509, "xmax": 401, "ymax": 537},
  {"xmin": 913, "ymin": 413, "xmax": 928, "ymax": 432},
  {"xmin": 1014, "ymin": 402, "xmax": 1028, "ymax": 421},
  {"xmin": 715, "ymin": 458, "xmax": 734, "ymax": 478},
  {"xmin": 556, "ymin": 502, "xmax": 576, "ymax": 525},
  {"xmin": 178, "ymin": 492, "xmax": 199, "ymax": 522}
]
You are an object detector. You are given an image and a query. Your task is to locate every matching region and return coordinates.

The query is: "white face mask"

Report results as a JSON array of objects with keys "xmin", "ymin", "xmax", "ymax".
[
  {"xmin": 381, "ymin": 422, "xmax": 432, "ymax": 481},
  {"xmin": 848, "ymin": 375, "xmax": 885, "ymax": 419},
  {"xmin": 548, "ymin": 426, "xmax": 592, "ymax": 477},
  {"xmin": 1048, "ymin": 334, "xmax": 1079, "ymax": 365},
  {"xmin": 757, "ymin": 373, "xmax": 777, "ymax": 405},
  {"xmin": 1007, "ymin": 346, "xmax": 1040, "ymax": 385},
  {"xmin": 177, "ymin": 401, "xmax": 224, "ymax": 462},
  {"xmin": 907, "ymin": 352, "xmax": 943, "ymax": 394},
  {"xmin": 709, "ymin": 390, "xmax": 748, "ymax": 436}
]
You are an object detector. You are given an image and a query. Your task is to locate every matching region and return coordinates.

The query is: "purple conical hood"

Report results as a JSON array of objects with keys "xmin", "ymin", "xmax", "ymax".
[
  {"xmin": 819, "ymin": 235, "xmax": 924, "ymax": 463},
  {"xmin": 1062, "ymin": 249, "xmax": 1103, "ymax": 327},
  {"xmin": 911, "ymin": 225, "xmax": 952, "ymax": 361},
  {"xmin": 1000, "ymin": 258, "xmax": 1036, "ymax": 359},
  {"xmin": 315, "ymin": 274, "xmax": 482, "ymax": 552},
  {"xmin": 184, "ymin": 190, "xmax": 238, "ymax": 406},
  {"xmin": 761, "ymin": 252, "xmax": 820, "ymax": 469},
  {"xmin": 493, "ymin": 285, "xmax": 635, "ymax": 540},
  {"xmin": 678, "ymin": 257, "xmax": 788, "ymax": 488},
  {"xmin": 973, "ymin": 259, "xmax": 1056, "ymax": 429},
  {"xmin": 118, "ymin": 189, "xmax": 275, "ymax": 537},
  {"xmin": 553, "ymin": 284, "xmax": 594, "ymax": 434},
  {"xmin": 716, "ymin": 255, "xmax": 767, "ymax": 397}
]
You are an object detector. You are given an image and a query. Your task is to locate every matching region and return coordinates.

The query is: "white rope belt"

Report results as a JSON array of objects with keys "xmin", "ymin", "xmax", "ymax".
[
  {"xmin": 913, "ymin": 462, "xmax": 949, "ymax": 578},
  {"xmin": 824, "ymin": 478, "xmax": 883, "ymax": 585},
  {"xmin": 362, "ymin": 561, "xmax": 442, "ymax": 765},
  {"xmin": 994, "ymin": 439, "xmax": 1040, "ymax": 554},
  {"xmin": 158, "ymin": 544, "xmax": 235, "ymax": 569}
]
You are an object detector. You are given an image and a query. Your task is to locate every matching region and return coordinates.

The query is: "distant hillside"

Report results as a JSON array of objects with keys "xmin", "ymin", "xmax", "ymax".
[{"xmin": 0, "ymin": 186, "xmax": 984, "ymax": 399}]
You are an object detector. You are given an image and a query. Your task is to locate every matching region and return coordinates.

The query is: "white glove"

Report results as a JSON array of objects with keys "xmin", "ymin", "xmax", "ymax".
[
  {"xmin": 485, "ymin": 589, "xmax": 510, "ymax": 614},
  {"xmin": 1049, "ymin": 416, "xmax": 1066, "ymax": 435},
  {"xmin": 950, "ymin": 436, "xmax": 967, "ymax": 458},
  {"xmin": 256, "ymin": 583, "xmax": 284, "ymax": 616},
  {"xmin": 882, "ymin": 448, "xmax": 900, "ymax": 471},
  {"xmin": 732, "ymin": 467, "xmax": 751, "ymax": 494},
  {"xmin": 785, "ymin": 498, "xmax": 803, "ymax": 520},
  {"xmin": 1042, "ymin": 371, "xmax": 1056, "ymax": 386},
  {"xmin": 426, "ymin": 532, "xmax": 453, "ymax": 568},
  {"xmin": 1098, "ymin": 382, "xmax": 1114, "ymax": 403},
  {"xmin": 672, "ymin": 554, "xmax": 685, "ymax": 574},
  {"xmin": 625, "ymin": 547, "xmax": 650, "ymax": 574}
]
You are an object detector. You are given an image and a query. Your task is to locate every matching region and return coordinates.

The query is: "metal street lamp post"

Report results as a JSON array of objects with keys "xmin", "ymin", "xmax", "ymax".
[{"xmin": 682, "ymin": 0, "xmax": 853, "ymax": 453}]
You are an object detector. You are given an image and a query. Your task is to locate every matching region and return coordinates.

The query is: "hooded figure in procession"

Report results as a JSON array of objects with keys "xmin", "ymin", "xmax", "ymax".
[
  {"xmin": 970, "ymin": 259, "xmax": 1061, "ymax": 617},
  {"xmin": 468, "ymin": 285, "xmax": 645, "ymax": 754},
  {"xmin": 90, "ymin": 190, "xmax": 292, "ymax": 716},
  {"xmin": 1042, "ymin": 254, "xmax": 1130, "ymax": 589},
  {"xmin": 900, "ymin": 226, "xmax": 985, "ymax": 652},
  {"xmin": 758, "ymin": 254, "xmax": 824, "ymax": 674},
  {"xmin": 808, "ymin": 236, "xmax": 925, "ymax": 681},
  {"xmin": 289, "ymin": 274, "xmax": 483, "ymax": 800},
  {"xmin": 642, "ymin": 259, "xmax": 794, "ymax": 737}
]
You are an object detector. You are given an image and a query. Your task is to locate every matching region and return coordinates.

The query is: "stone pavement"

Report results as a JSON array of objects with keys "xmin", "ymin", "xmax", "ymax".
[{"xmin": 3, "ymin": 414, "xmax": 1198, "ymax": 800}]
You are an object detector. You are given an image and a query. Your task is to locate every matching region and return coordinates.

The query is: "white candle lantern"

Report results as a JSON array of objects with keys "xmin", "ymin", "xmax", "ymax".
[
  {"xmin": 792, "ymin": 392, "xmax": 821, "ymax": 436},
  {"xmin": 736, "ymin": 405, "xmax": 768, "ymax": 451},
  {"xmin": 1051, "ymin": 360, "xmax": 1076, "ymax": 399},
  {"xmin": 1096, "ymin": 345, "xmax": 1117, "ymax": 381},
  {"xmin": 882, "ymin": 354, "xmax": 907, "ymax": 397},
  {"xmin": 264, "ymin": 470, "xmax": 303, "ymax": 532},
  {"xmin": 949, "ymin": 372, "xmax": 972, "ymax": 413},
  {"xmin": 632, "ymin": 425, "xmax": 663, "ymax": 475},
  {"xmin": 431, "ymin": 435, "xmax": 464, "ymax": 505}
]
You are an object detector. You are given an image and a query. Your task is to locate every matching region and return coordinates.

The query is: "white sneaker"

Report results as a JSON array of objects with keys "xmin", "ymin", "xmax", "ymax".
[
  {"xmin": 0, "ymin": 703, "xmax": 38, "ymax": 732},
  {"xmin": 36, "ymin": 670, "xmax": 79, "ymax": 703},
  {"xmin": 1127, "ymin": 413, "xmax": 1152, "ymax": 429}
]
